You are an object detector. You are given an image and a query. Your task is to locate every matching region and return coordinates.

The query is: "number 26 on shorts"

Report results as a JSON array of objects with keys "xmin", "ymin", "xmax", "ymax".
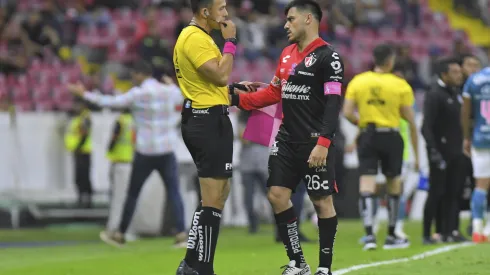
[{"xmin": 305, "ymin": 175, "xmax": 329, "ymax": 190}]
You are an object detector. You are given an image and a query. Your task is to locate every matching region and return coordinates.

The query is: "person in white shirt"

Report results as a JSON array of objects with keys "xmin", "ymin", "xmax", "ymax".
[{"xmin": 68, "ymin": 60, "xmax": 187, "ymax": 248}]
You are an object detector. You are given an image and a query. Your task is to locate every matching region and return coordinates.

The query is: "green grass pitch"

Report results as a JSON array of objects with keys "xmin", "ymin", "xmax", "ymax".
[{"xmin": 0, "ymin": 220, "xmax": 489, "ymax": 275}]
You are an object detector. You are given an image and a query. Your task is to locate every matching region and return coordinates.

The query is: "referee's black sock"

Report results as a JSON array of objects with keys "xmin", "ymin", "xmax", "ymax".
[
  {"xmin": 359, "ymin": 193, "xmax": 376, "ymax": 236},
  {"xmin": 274, "ymin": 207, "xmax": 306, "ymax": 267},
  {"xmin": 387, "ymin": 195, "xmax": 400, "ymax": 237},
  {"xmin": 318, "ymin": 215, "xmax": 338, "ymax": 270},
  {"xmin": 198, "ymin": 207, "xmax": 222, "ymax": 275},
  {"xmin": 184, "ymin": 202, "xmax": 202, "ymax": 269}
]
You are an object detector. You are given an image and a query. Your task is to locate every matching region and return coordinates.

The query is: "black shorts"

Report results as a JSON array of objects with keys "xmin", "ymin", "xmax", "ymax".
[
  {"xmin": 267, "ymin": 139, "xmax": 338, "ymax": 197},
  {"xmin": 357, "ymin": 130, "xmax": 403, "ymax": 177},
  {"xmin": 181, "ymin": 113, "xmax": 233, "ymax": 179}
]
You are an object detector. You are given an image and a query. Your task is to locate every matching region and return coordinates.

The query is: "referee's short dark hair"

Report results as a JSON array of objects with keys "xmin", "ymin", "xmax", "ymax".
[
  {"xmin": 190, "ymin": 0, "xmax": 213, "ymax": 14},
  {"xmin": 373, "ymin": 44, "xmax": 395, "ymax": 67},
  {"xmin": 131, "ymin": 60, "xmax": 153, "ymax": 76},
  {"xmin": 284, "ymin": 0, "xmax": 322, "ymax": 22},
  {"xmin": 436, "ymin": 56, "xmax": 460, "ymax": 77}
]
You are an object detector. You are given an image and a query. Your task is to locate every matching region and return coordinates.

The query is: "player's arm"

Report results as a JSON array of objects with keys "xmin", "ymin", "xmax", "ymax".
[
  {"xmin": 461, "ymin": 78, "xmax": 473, "ymax": 156},
  {"xmin": 317, "ymin": 51, "xmax": 345, "ymax": 148},
  {"xmin": 399, "ymin": 83, "xmax": 418, "ymax": 167},
  {"xmin": 230, "ymin": 63, "xmax": 282, "ymax": 110},
  {"xmin": 461, "ymin": 79, "xmax": 473, "ymax": 141},
  {"xmin": 186, "ymin": 34, "xmax": 235, "ymax": 87},
  {"xmin": 342, "ymin": 78, "xmax": 359, "ymax": 125},
  {"xmin": 82, "ymin": 86, "xmax": 141, "ymax": 108}
]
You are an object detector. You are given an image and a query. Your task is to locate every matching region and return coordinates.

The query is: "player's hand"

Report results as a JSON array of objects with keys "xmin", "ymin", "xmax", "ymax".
[
  {"xmin": 161, "ymin": 75, "xmax": 175, "ymax": 85},
  {"xmin": 344, "ymin": 143, "xmax": 356, "ymax": 153},
  {"xmin": 414, "ymin": 160, "xmax": 419, "ymax": 172},
  {"xmin": 236, "ymin": 81, "xmax": 267, "ymax": 93},
  {"xmin": 67, "ymin": 82, "xmax": 86, "ymax": 97},
  {"xmin": 220, "ymin": 20, "xmax": 236, "ymax": 39},
  {"xmin": 463, "ymin": 138, "xmax": 471, "ymax": 157},
  {"xmin": 308, "ymin": 145, "xmax": 329, "ymax": 168}
]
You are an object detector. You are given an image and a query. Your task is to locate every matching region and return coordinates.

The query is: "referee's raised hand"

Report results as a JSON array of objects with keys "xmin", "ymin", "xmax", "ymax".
[{"xmin": 219, "ymin": 20, "xmax": 236, "ymax": 39}]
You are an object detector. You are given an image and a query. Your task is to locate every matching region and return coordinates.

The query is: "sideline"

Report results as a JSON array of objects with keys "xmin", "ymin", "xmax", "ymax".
[{"xmin": 333, "ymin": 242, "xmax": 475, "ymax": 275}]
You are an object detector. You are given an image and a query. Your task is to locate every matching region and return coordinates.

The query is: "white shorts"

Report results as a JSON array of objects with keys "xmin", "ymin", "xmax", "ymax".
[{"xmin": 471, "ymin": 147, "xmax": 490, "ymax": 179}]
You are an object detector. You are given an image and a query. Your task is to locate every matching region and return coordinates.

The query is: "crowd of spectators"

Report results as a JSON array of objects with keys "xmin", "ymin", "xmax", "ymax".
[{"xmin": 0, "ymin": 0, "xmax": 489, "ymax": 111}]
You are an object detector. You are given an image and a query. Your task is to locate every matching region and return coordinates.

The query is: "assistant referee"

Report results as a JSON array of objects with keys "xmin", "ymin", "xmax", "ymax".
[
  {"xmin": 343, "ymin": 44, "xmax": 419, "ymax": 251},
  {"xmin": 173, "ymin": 1, "xmax": 238, "ymax": 275}
]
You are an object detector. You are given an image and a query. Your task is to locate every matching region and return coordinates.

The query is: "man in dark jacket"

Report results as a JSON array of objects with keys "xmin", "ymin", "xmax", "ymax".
[{"xmin": 421, "ymin": 57, "xmax": 466, "ymax": 243}]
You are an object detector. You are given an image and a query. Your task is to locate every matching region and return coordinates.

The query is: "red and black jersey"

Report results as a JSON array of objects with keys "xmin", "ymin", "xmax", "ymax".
[{"xmin": 231, "ymin": 38, "xmax": 344, "ymax": 147}]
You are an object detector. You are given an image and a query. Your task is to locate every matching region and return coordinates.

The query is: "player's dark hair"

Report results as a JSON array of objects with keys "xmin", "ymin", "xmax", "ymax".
[
  {"xmin": 460, "ymin": 53, "xmax": 480, "ymax": 64},
  {"xmin": 132, "ymin": 60, "xmax": 153, "ymax": 76},
  {"xmin": 190, "ymin": 0, "xmax": 213, "ymax": 14},
  {"xmin": 284, "ymin": 0, "xmax": 322, "ymax": 22},
  {"xmin": 436, "ymin": 57, "xmax": 460, "ymax": 77},
  {"xmin": 373, "ymin": 44, "xmax": 395, "ymax": 66}
]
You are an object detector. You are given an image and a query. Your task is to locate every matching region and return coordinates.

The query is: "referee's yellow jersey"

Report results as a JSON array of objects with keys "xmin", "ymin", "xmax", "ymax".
[
  {"xmin": 345, "ymin": 71, "xmax": 414, "ymax": 128},
  {"xmin": 173, "ymin": 25, "xmax": 229, "ymax": 108}
]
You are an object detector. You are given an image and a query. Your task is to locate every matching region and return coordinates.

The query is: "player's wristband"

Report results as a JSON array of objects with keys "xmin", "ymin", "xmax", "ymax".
[
  {"xmin": 317, "ymin": 136, "xmax": 332, "ymax": 148},
  {"xmin": 230, "ymin": 94, "xmax": 240, "ymax": 107},
  {"xmin": 223, "ymin": 41, "xmax": 237, "ymax": 57}
]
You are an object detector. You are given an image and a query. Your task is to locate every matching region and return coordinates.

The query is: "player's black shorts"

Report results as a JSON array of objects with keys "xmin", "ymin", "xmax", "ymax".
[
  {"xmin": 181, "ymin": 100, "xmax": 233, "ymax": 178},
  {"xmin": 267, "ymin": 139, "xmax": 338, "ymax": 197},
  {"xmin": 357, "ymin": 127, "xmax": 403, "ymax": 178}
]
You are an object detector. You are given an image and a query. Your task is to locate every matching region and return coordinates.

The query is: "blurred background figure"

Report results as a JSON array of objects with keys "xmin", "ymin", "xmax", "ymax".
[
  {"xmin": 64, "ymin": 98, "xmax": 93, "ymax": 208},
  {"xmin": 105, "ymin": 107, "xmax": 137, "ymax": 241},
  {"xmin": 238, "ymin": 110, "xmax": 270, "ymax": 234}
]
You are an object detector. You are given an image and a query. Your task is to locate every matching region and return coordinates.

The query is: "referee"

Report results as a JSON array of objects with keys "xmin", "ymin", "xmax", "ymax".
[
  {"xmin": 173, "ymin": 1, "xmax": 242, "ymax": 275},
  {"xmin": 67, "ymin": 61, "xmax": 187, "ymax": 247},
  {"xmin": 421, "ymin": 57, "xmax": 466, "ymax": 243},
  {"xmin": 343, "ymin": 44, "xmax": 419, "ymax": 251}
]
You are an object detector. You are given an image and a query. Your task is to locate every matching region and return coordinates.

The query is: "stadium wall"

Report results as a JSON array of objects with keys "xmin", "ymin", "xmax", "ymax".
[{"xmin": 0, "ymin": 112, "xmax": 429, "ymax": 229}]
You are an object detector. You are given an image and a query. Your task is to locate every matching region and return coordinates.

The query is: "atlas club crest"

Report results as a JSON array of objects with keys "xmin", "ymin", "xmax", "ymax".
[{"xmin": 304, "ymin": 53, "xmax": 317, "ymax": 68}]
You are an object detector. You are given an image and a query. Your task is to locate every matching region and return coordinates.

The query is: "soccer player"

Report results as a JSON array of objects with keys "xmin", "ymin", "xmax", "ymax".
[
  {"xmin": 230, "ymin": 1, "xmax": 344, "ymax": 274},
  {"xmin": 172, "ymin": 1, "xmax": 244, "ymax": 275},
  {"xmin": 342, "ymin": 44, "xmax": 419, "ymax": 250},
  {"xmin": 461, "ymin": 66, "xmax": 490, "ymax": 243},
  {"xmin": 459, "ymin": 54, "xmax": 484, "ymax": 236}
]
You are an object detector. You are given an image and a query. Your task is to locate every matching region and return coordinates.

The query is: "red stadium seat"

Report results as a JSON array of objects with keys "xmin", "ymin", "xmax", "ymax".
[
  {"xmin": 11, "ymin": 85, "xmax": 31, "ymax": 103},
  {"xmin": 35, "ymin": 100, "xmax": 55, "ymax": 111},
  {"xmin": 15, "ymin": 101, "xmax": 34, "ymax": 111},
  {"xmin": 32, "ymin": 85, "xmax": 52, "ymax": 101}
]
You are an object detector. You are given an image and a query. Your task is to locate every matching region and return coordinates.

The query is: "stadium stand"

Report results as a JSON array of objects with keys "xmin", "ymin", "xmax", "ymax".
[{"xmin": 0, "ymin": 0, "xmax": 488, "ymax": 113}]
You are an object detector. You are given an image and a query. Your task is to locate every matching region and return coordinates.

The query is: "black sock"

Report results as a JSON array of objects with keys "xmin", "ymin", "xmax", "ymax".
[
  {"xmin": 387, "ymin": 195, "xmax": 400, "ymax": 236},
  {"xmin": 184, "ymin": 202, "xmax": 202, "ymax": 269},
  {"xmin": 318, "ymin": 216, "xmax": 338, "ymax": 270},
  {"xmin": 274, "ymin": 207, "xmax": 306, "ymax": 267},
  {"xmin": 198, "ymin": 207, "xmax": 222, "ymax": 275},
  {"xmin": 359, "ymin": 193, "xmax": 376, "ymax": 236}
]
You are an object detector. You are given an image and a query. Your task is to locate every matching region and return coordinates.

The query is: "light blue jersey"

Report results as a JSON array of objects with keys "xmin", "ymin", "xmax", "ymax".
[{"xmin": 463, "ymin": 67, "xmax": 490, "ymax": 149}]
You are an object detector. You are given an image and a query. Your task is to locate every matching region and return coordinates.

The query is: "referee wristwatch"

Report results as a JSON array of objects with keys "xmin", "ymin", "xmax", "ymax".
[{"xmin": 225, "ymin": 38, "xmax": 237, "ymax": 45}]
